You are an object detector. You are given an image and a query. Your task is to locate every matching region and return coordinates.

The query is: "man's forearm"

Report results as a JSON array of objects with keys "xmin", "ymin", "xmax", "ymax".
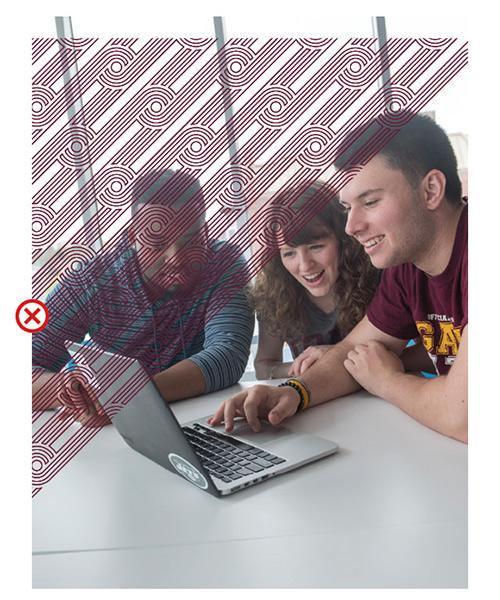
[
  {"xmin": 301, "ymin": 342, "xmax": 361, "ymax": 406},
  {"xmin": 380, "ymin": 372, "xmax": 467, "ymax": 443},
  {"xmin": 153, "ymin": 359, "xmax": 207, "ymax": 402}
]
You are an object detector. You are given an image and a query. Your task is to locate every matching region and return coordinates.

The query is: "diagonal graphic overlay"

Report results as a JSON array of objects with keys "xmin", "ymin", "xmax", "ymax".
[{"xmin": 32, "ymin": 36, "xmax": 468, "ymax": 496}]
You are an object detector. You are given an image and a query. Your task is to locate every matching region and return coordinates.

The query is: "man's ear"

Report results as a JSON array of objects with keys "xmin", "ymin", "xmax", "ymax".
[{"xmin": 422, "ymin": 169, "xmax": 447, "ymax": 210}]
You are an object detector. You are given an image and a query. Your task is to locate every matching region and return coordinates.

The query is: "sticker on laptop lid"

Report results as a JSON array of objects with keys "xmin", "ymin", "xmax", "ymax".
[{"xmin": 168, "ymin": 453, "xmax": 209, "ymax": 489}]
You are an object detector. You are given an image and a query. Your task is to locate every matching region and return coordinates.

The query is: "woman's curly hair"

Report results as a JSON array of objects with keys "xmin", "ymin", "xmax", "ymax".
[{"xmin": 251, "ymin": 183, "xmax": 380, "ymax": 340}]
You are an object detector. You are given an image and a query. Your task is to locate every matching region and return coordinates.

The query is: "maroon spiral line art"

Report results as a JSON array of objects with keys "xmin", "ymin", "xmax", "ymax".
[{"xmin": 32, "ymin": 36, "xmax": 468, "ymax": 496}]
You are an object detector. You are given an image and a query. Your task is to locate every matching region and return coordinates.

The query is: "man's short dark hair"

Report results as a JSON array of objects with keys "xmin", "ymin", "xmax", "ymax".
[
  {"xmin": 131, "ymin": 169, "xmax": 205, "ymax": 216},
  {"xmin": 334, "ymin": 111, "xmax": 463, "ymax": 205}
]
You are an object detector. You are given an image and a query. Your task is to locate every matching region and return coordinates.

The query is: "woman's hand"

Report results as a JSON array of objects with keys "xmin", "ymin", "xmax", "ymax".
[{"xmin": 288, "ymin": 345, "xmax": 334, "ymax": 376}]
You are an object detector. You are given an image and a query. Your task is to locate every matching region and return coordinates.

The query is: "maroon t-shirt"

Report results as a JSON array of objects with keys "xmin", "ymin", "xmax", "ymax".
[{"xmin": 366, "ymin": 205, "xmax": 468, "ymax": 375}]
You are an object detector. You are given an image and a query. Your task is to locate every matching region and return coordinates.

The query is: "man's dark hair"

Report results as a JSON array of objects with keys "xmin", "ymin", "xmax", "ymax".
[
  {"xmin": 334, "ymin": 111, "xmax": 463, "ymax": 205},
  {"xmin": 131, "ymin": 169, "xmax": 205, "ymax": 216}
]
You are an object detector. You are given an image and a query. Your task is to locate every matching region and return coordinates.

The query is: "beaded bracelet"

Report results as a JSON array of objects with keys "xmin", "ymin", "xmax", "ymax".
[{"xmin": 278, "ymin": 377, "xmax": 311, "ymax": 413}]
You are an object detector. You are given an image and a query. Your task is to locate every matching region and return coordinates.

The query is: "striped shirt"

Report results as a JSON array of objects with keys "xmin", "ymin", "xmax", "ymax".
[{"xmin": 33, "ymin": 239, "xmax": 254, "ymax": 392}]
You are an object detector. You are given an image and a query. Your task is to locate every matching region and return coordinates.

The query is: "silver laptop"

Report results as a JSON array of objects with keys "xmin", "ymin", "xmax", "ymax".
[{"xmin": 67, "ymin": 342, "xmax": 339, "ymax": 497}]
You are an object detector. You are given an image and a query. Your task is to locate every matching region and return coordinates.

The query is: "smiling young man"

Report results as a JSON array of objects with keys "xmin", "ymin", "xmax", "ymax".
[
  {"xmin": 32, "ymin": 169, "xmax": 254, "ymax": 426},
  {"xmin": 209, "ymin": 112, "xmax": 468, "ymax": 443}
]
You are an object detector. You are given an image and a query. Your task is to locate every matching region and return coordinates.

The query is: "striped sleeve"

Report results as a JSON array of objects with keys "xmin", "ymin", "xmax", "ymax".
[{"xmin": 187, "ymin": 256, "xmax": 254, "ymax": 392}]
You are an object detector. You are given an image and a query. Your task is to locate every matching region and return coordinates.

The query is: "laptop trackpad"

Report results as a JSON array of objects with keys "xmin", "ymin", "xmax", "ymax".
[{"xmin": 229, "ymin": 419, "xmax": 293, "ymax": 444}]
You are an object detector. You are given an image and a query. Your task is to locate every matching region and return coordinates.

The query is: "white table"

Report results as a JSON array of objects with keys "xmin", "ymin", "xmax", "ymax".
[{"xmin": 32, "ymin": 383, "xmax": 467, "ymax": 588}]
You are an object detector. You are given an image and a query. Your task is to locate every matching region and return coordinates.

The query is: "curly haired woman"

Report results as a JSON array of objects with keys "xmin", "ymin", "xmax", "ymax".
[{"xmin": 252, "ymin": 182, "xmax": 379, "ymax": 379}]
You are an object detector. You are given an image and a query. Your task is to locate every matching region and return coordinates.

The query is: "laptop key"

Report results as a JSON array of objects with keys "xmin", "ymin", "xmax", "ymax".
[
  {"xmin": 231, "ymin": 441, "xmax": 253, "ymax": 450},
  {"xmin": 270, "ymin": 457, "xmax": 286, "ymax": 464},
  {"xmin": 240, "ymin": 451, "xmax": 255, "ymax": 459},
  {"xmin": 260, "ymin": 452, "xmax": 278, "ymax": 461},
  {"xmin": 236, "ymin": 467, "xmax": 253, "ymax": 476},
  {"xmin": 246, "ymin": 463, "xmax": 265, "ymax": 472},
  {"xmin": 254, "ymin": 457, "xmax": 274, "ymax": 468}
]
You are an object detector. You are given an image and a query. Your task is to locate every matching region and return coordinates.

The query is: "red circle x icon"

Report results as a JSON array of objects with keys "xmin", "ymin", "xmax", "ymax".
[{"xmin": 16, "ymin": 299, "xmax": 49, "ymax": 333}]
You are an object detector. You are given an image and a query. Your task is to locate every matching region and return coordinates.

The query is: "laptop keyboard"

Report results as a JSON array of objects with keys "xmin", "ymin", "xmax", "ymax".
[{"xmin": 182, "ymin": 423, "xmax": 286, "ymax": 484}]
